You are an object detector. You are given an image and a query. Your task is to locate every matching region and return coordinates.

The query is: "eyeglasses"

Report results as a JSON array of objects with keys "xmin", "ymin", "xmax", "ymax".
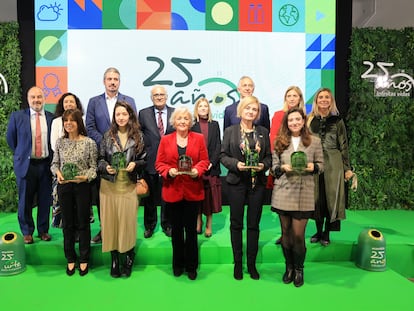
[{"xmin": 152, "ymin": 93, "xmax": 166, "ymax": 98}]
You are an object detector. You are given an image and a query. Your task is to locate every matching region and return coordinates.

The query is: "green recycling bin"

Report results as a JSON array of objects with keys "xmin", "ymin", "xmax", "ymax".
[
  {"xmin": 0, "ymin": 231, "xmax": 26, "ymax": 276},
  {"xmin": 355, "ymin": 229, "xmax": 386, "ymax": 272}
]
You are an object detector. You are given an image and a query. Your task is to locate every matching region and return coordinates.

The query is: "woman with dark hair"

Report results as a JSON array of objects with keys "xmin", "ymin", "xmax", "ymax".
[
  {"xmin": 271, "ymin": 107, "xmax": 324, "ymax": 287},
  {"xmin": 98, "ymin": 101, "xmax": 146, "ymax": 278},
  {"xmin": 51, "ymin": 109, "xmax": 98, "ymax": 276},
  {"xmin": 51, "ymin": 92, "xmax": 86, "ymax": 228},
  {"xmin": 268, "ymin": 86, "xmax": 306, "ymax": 245}
]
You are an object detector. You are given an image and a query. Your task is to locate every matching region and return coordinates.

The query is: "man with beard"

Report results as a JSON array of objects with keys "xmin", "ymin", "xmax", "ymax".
[
  {"xmin": 7, "ymin": 86, "xmax": 54, "ymax": 244},
  {"xmin": 86, "ymin": 67, "xmax": 136, "ymax": 243}
]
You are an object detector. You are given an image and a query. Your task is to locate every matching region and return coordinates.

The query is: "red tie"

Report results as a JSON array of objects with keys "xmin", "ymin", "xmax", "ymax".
[
  {"xmin": 158, "ymin": 111, "xmax": 164, "ymax": 136},
  {"xmin": 35, "ymin": 112, "xmax": 42, "ymax": 158}
]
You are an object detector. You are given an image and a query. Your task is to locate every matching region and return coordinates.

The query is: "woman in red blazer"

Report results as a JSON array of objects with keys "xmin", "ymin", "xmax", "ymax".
[{"xmin": 155, "ymin": 107, "xmax": 209, "ymax": 280}]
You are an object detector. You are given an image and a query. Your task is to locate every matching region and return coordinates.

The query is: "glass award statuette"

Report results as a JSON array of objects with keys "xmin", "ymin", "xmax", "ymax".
[
  {"xmin": 111, "ymin": 152, "xmax": 127, "ymax": 171},
  {"xmin": 291, "ymin": 151, "xmax": 307, "ymax": 171},
  {"xmin": 62, "ymin": 163, "xmax": 78, "ymax": 180},
  {"xmin": 245, "ymin": 148, "xmax": 260, "ymax": 169},
  {"xmin": 178, "ymin": 154, "xmax": 193, "ymax": 174}
]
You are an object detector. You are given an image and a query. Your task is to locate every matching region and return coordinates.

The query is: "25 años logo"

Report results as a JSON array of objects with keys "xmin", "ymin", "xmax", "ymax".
[
  {"xmin": 361, "ymin": 61, "xmax": 413, "ymax": 97},
  {"xmin": 143, "ymin": 56, "xmax": 238, "ymax": 107}
]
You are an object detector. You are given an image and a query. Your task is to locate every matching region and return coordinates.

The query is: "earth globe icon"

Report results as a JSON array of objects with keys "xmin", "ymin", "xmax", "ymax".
[{"xmin": 279, "ymin": 4, "xmax": 299, "ymax": 26}]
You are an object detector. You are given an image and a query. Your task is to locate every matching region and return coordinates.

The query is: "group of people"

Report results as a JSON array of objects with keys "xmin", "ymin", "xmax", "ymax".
[{"xmin": 6, "ymin": 70, "xmax": 352, "ymax": 285}]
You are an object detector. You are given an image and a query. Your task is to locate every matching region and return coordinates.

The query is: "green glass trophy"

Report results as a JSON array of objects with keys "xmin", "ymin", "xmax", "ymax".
[
  {"xmin": 62, "ymin": 163, "xmax": 78, "ymax": 180},
  {"xmin": 291, "ymin": 151, "xmax": 307, "ymax": 172},
  {"xmin": 111, "ymin": 152, "xmax": 127, "ymax": 171},
  {"xmin": 245, "ymin": 149, "xmax": 260, "ymax": 169}
]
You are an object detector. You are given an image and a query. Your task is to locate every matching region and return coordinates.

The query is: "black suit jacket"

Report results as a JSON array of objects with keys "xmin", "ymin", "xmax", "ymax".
[
  {"xmin": 138, "ymin": 106, "xmax": 175, "ymax": 175},
  {"xmin": 220, "ymin": 124, "xmax": 271, "ymax": 185},
  {"xmin": 191, "ymin": 120, "xmax": 221, "ymax": 177}
]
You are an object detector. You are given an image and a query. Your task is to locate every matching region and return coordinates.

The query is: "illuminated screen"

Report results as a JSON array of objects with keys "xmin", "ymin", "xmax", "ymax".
[{"xmin": 34, "ymin": 0, "xmax": 336, "ymax": 129}]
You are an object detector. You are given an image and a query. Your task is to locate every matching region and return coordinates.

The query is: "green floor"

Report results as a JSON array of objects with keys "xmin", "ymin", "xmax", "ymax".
[{"xmin": 0, "ymin": 208, "xmax": 413, "ymax": 310}]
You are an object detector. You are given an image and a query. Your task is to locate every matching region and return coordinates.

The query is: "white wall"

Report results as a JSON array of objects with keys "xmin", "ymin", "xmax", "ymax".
[{"xmin": 352, "ymin": 0, "xmax": 414, "ymax": 28}]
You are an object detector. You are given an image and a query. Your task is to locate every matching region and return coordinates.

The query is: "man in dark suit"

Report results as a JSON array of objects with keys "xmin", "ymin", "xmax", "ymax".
[
  {"xmin": 6, "ymin": 86, "xmax": 54, "ymax": 244},
  {"xmin": 138, "ymin": 85, "xmax": 175, "ymax": 238},
  {"xmin": 86, "ymin": 67, "xmax": 136, "ymax": 243},
  {"xmin": 223, "ymin": 76, "xmax": 270, "ymax": 131}
]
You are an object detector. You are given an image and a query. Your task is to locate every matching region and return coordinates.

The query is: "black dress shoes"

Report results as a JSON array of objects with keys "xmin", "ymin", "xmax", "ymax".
[
  {"xmin": 79, "ymin": 263, "xmax": 89, "ymax": 276},
  {"xmin": 91, "ymin": 231, "xmax": 102, "ymax": 244},
  {"xmin": 163, "ymin": 227, "xmax": 172, "ymax": 237},
  {"xmin": 187, "ymin": 271, "xmax": 197, "ymax": 280},
  {"xmin": 310, "ymin": 233, "xmax": 321, "ymax": 243},
  {"xmin": 144, "ymin": 229, "xmax": 154, "ymax": 238},
  {"xmin": 173, "ymin": 267, "xmax": 184, "ymax": 277},
  {"xmin": 66, "ymin": 263, "xmax": 76, "ymax": 276}
]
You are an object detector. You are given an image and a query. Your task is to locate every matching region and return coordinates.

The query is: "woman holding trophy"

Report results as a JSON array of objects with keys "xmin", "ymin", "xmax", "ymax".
[
  {"xmin": 155, "ymin": 107, "xmax": 209, "ymax": 280},
  {"xmin": 220, "ymin": 95, "xmax": 272, "ymax": 280},
  {"xmin": 271, "ymin": 107, "xmax": 324, "ymax": 287},
  {"xmin": 98, "ymin": 101, "xmax": 146, "ymax": 278},
  {"xmin": 51, "ymin": 109, "xmax": 98, "ymax": 276}
]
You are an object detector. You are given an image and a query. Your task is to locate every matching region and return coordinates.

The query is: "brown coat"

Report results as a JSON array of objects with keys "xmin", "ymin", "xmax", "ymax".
[{"xmin": 271, "ymin": 136, "xmax": 324, "ymax": 212}]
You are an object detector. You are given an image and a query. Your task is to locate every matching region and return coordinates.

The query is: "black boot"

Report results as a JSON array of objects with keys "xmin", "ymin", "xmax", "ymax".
[
  {"xmin": 247, "ymin": 263, "xmax": 260, "ymax": 280},
  {"xmin": 281, "ymin": 247, "xmax": 294, "ymax": 284},
  {"xmin": 294, "ymin": 268, "xmax": 304, "ymax": 287},
  {"xmin": 233, "ymin": 262, "xmax": 243, "ymax": 280},
  {"xmin": 122, "ymin": 248, "xmax": 135, "ymax": 277},
  {"xmin": 293, "ymin": 249, "xmax": 306, "ymax": 287},
  {"xmin": 110, "ymin": 251, "xmax": 121, "ymax": 278}
]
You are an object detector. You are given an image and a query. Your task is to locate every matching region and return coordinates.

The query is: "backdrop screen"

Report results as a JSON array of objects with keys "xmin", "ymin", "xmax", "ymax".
[{"xmin": 34, "ymin": 0, "xmax": 336, "ymax": 128}]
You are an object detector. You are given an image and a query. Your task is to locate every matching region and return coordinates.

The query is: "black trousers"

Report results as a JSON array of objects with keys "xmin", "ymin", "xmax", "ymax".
[
  {"xmin": 58, "ymin": 182, "xmax": 92, "ymax": 264},
  {"xmin": 143, "ymin": 173, "xmax": 171, "ymax": 230},
  {"xmin": 168, "ymin": 200, "xmax": 200, "ymax": 272},
  {"xmin": 227, "ymin": 182, "xmax": 265, "ymax": 265}
]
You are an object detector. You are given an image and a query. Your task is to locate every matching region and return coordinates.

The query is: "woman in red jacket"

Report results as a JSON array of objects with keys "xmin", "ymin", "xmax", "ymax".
[{"xmin": 155, "ymin": 107, "xmax": 209, "ymax": 280}]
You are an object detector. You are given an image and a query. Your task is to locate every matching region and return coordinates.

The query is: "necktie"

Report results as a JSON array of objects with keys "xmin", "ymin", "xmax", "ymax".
[
  {"xmin": 35, "ymin": 112, "xmax": 42, "ymax": 158},
  {"xmin": 158, "ymin": 111, "xmax": 164, "ymax": 136}
]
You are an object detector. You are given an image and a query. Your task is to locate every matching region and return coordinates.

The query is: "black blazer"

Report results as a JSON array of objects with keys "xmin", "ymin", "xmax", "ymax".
[
  {"xmin": 220, "ymin": 124, "xmax": 271, "ymax": 185},
  {"xmin": 191, "ymin": 120, "xmax": 221, "ymax": 177},
  {"xmin": 138, "ymin": 106, "xmax": 175, "ymax": 175}
]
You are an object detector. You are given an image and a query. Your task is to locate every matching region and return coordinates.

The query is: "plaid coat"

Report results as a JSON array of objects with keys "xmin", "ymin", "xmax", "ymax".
[{"xmin": 271, "ymin": 136, "xmax": 324, "ymax": 212}]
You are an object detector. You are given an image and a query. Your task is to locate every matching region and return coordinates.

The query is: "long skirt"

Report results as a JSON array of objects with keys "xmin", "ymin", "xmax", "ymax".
[{"xmin": 100, "ymin": 177, "xmax": 138, "ymax": 253}]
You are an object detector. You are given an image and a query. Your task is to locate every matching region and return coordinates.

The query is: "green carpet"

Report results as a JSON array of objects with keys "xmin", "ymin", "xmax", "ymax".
[{"xmin": 0, "ymin": 207, "xmax": 413, "ymax": 311}]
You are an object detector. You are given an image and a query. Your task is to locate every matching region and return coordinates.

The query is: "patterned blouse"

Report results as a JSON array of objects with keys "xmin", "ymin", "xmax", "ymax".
[{"xmin": 51, "ymin": 136, "xmax": 98, "ymax": 182}]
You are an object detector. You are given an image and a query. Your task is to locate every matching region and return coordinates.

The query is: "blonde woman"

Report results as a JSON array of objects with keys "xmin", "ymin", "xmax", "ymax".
[{"xmin": 191, "ymin": 98, "xmax": 222, "ymax": 238}]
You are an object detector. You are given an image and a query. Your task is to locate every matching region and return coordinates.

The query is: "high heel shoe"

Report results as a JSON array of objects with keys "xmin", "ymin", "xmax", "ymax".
[
  {"xmin": 66, "ymin": 263, "xmax": 76, "ymax": 276},
  {"xmin": 79, "ymin": 263, "xmax": 89, "ymax": 276},
  {"xmin": 204, "ymin": 227, "xmax": 212, "ymax": 238}
]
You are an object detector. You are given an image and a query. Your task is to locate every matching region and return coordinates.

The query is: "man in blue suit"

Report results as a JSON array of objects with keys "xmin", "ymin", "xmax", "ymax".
[
  {"xmin": 138, "ymin": 85, "xmax": 175, "ymax": 238},
  {"xmin": 86, "ymin": 67, "xmax": 137, "ymax": 243},
  {"xmin": 223, "ymin": 76, "xmax": 270, "ymax": 131},
  {"xmin": 6, "ymin": 86, "xmax": 54, "ymax": 244}
]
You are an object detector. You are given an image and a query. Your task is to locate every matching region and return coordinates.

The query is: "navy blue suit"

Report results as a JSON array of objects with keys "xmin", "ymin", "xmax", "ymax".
[
  {"xmin": 223, "ymin": 101, "xmax": 270, "ymax": 131},
  {"xmin": 6, "ymin": 108, "xmax": 54, "ymax": 236},
  {"xmin": 86, "ymin": 92, "xmax": 136, "ymax": 148},
  {"xmin": 85, "ymin": 92, "xmax": 136, "ymax": 225}
]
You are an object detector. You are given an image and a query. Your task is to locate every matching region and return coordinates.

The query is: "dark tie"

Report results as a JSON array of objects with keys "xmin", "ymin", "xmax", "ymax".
[
  {"xmin": 35, "ymin": 112, "xmax": 42, "ymax": 158},
  {"xmin": 158, "ymin": 111, "xmax": 164, "ymax": 136}
]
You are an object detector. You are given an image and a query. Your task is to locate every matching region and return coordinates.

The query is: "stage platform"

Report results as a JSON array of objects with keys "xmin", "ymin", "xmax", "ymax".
[{"xmin": 0, "ymin": 207, "xmax": 413, "ymax": 311}]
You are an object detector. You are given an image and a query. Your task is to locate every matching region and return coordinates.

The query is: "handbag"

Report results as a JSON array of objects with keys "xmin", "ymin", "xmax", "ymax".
[{"xmin": 136, "ymin": 178, "xmax": 149, "ymax": 198}]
